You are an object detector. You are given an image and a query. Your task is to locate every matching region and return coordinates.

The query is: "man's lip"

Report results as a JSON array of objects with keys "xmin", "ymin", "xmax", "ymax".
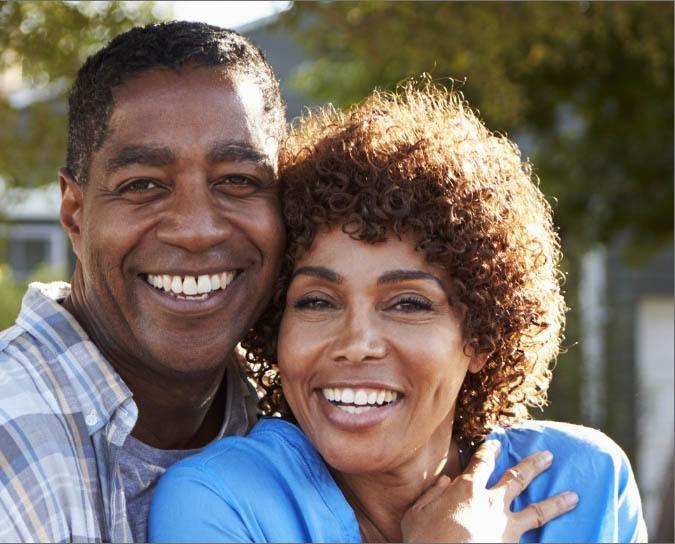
[
  {"xmin": 136, "ymin": 272, "xmax": 243, "ymax": 317},
  {"xmin": 138, "ymin": 268, "xmax": 240, "ymax": 276}
]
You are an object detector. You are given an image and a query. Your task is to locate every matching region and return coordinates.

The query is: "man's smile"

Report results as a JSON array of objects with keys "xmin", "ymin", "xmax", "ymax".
[
  {"xmin": 143, "ymin": 270, "xmax": 239, "ymax": 300},
  {"xmin": 137, "ymin": 268, "xmax": 246, "ymax": 316}
]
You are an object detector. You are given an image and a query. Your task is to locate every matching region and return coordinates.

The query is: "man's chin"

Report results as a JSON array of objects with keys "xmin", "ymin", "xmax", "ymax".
[{"xmin": 143, "ymin": 349, "xmax": 234, "ymax": 381}]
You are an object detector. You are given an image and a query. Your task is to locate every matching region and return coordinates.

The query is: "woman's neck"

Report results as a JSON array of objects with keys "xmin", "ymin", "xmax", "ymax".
[{"xmin": 333, "ymin": 437, "xmax": 463, "ymax": 542}]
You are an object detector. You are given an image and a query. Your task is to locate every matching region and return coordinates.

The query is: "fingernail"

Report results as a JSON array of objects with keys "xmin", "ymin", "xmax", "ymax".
[
  {"xmin": 537, "ymin": 450, "xmax": 553, "ymax": 467},
  {"xmin": 563, "ymin": 491, "xmax": 579, "ymax": 507}
]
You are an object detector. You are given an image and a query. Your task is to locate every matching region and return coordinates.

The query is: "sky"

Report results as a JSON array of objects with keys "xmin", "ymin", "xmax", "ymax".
[{"xmin": 159, "ymin": 1, "xmax": 292, "ymax": 29}]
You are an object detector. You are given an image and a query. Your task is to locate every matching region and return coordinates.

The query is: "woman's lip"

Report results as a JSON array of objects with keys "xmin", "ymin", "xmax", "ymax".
[
  {"xmin": 316, "ymin": 390, "xmax": 402, "ymax": 431},
  {"xmin": 314, "ymin": 382, "xmax": 403, "ymax": 393}
]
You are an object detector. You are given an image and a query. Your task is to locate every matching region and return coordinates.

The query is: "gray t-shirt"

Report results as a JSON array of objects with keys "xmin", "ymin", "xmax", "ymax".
[{"xmin": 118, "ymin": 361, "xmax": 257, "ymax": 542}]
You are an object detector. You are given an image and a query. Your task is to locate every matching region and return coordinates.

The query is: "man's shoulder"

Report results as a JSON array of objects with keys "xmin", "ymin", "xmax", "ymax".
[
  {"xmin": 0, "ymin": 332, "xmax": 100, "ymax": 542},
  {"xmin": 0, "ymin": 323, "xmax": 66, "ymax": 421},
  {"xmin": 0, "ymin": 322, "xmax": 94, "ymax": 468}
]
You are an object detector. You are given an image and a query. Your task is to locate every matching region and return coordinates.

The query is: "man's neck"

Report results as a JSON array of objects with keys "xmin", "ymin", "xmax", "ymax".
[
  {"xmin": 62, "ymin": 274, "xmax": 228, "ymax": 450},
  {"xmin": 122, "ymin": 367, "xmax": 227, "ymax": 450}
]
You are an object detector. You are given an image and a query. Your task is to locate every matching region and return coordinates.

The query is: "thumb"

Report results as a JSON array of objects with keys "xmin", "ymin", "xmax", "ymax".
[
  {"xmin": 412, "ymin": 474, "xmax": 452, "ymax": 510},
  {"xmin": 464, "ymin": 439, "xmax": 501, "ymax": 489}
]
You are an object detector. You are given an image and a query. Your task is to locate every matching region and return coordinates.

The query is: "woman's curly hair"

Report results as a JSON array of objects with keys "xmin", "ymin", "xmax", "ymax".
[{"xmin": 242, "ymin": 80, "xmax": 566, "ymax": 441}]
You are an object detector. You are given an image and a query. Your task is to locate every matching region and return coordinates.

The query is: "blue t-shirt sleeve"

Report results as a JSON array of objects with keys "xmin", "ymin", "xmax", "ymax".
[
  {"xmin": 615, "ymin": 445, "xmax": 648, "ymax": 543},
  {"xmin": 488, "ymin": 422, "xmax": 647, "ymax": 543},
  {"xmin": 149, "ymin": 462, "xmax": 253, "ymax": 543}
]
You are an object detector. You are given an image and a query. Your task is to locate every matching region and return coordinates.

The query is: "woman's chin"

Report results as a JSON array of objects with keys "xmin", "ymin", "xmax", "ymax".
[{"xmin": 320, "ymin": 446, "xmax": 394, "ymax": 476}]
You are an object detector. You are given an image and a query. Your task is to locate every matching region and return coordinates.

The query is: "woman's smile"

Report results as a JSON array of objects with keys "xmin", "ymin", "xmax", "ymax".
[{"xmin": 316, "ymin": 384, "xmax": 404, "ymax": 430}]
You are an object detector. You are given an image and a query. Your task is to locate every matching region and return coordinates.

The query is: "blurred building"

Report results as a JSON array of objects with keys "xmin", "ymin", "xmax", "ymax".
[
  {"xmin": 0, "ymin": 183, "xmax": 70, "ymax": 280},
  {"xmin": 581, "ymin": 242, "xmax": 674, "ymax": 539}
]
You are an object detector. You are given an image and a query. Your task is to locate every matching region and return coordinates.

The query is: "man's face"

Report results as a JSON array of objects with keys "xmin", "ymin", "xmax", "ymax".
[{"xmin": 61, "ymin": 67, "xmax": 285, "ymax": 377}]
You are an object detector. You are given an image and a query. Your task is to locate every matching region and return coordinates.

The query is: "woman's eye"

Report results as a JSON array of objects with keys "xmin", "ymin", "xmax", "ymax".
[
  {"xmin": 389, "ymin": 296, "xmax": 433, "ymax": 313},
  {"xmin": 214, "ymin": 175, "xmax": 260, "ymax": 195},
  {"xmin": 119, "ymin": 179, "xmax": 161, "ymax": 193},
  {"xmin": 294, "ymin": 296, "xmax": 334, "ymax": 310}
]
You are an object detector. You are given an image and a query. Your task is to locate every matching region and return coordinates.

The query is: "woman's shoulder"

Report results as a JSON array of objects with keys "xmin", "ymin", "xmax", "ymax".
[
  {"xmin": 485, "ymin": 420, "xmax": 638, "ymax": 509},
  {"xmin": 488, "ymin": 419, "xmax": 628, "ymax": 464},
  {"xmin": 162, "ymin": 417, "xmax": 316, "ymax": 487},
  {"xmin": 485, "ymin": 420, "xmax": 647, "ymax": 543},
  {"xmin": 149, "ymin": 418, "xmax": 353, "ymax": 542}
]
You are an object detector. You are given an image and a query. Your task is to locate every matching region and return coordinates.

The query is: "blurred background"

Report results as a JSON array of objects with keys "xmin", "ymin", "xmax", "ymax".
[{"xmin": 0, "ymin": 1, "xmax": 672, "ymax": 539}]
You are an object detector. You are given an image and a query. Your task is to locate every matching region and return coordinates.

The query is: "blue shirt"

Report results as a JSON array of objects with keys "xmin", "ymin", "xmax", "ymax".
[{"xmin": 149, "ymin": 418, "xmax": 647, "ymax": 543}]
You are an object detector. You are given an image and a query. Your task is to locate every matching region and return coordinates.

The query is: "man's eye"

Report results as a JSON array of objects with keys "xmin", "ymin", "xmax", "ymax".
[
  {"xmin": 214, "ymin": 175, "xmax": 260, "ymax": 195},
  {"xmin": 294, "ymin": 296, "xmax": 334, "ymax": 310},
  {"xmin": 118, "ymin": 179, "xmax": 161, "ymax": 193},
  {"xmin": 389, "ymin": 296, "xmax": 433, "ymax": 313}
]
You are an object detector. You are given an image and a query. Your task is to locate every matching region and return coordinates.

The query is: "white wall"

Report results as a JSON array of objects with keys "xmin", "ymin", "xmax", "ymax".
[{"xmin": 635, "ymin": 296, "xmax": 674, "ymax": 533}]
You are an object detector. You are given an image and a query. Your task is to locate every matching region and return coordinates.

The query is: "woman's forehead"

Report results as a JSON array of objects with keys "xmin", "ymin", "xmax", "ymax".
[{"xmin": 295, "ymin": 228, "xmax": 449, "ymax": 285}]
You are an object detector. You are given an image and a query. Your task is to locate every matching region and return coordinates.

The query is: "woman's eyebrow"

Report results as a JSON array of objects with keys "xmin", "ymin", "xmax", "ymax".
[
  {"xmin": 291, "ymin": 266, "xmax": 343, "ymax": 284},
  {"xmin": 378, "ymin": 269, "xmax": 445, "ymax": 289}
]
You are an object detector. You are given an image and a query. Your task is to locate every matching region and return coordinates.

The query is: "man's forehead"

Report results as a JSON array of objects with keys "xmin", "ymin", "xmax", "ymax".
[
  {"xmin": 111, "ymin": 64, "xmax": 235, "ymax": 97},
  {"xmin": 96, "ymin": 66, "xmax": 277, "ymax": 163}
]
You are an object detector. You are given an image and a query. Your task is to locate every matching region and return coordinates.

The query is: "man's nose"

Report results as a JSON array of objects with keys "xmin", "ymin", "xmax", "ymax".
[
  {"xmin": 328, "ymin": 307, "xmax": 388, "ymax": 364},
  {"xmin": 156, "ymin": 181, "xmax": 232, "ymax": 252}
]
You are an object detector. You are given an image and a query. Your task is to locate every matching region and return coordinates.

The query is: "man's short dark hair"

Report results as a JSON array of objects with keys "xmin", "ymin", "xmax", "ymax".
[{"xmin": 66, "ymin": 20, "xmax": 286, "ymax": 183}]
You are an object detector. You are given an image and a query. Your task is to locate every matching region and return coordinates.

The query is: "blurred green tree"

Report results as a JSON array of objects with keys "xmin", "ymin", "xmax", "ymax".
[
  {"xmin": 280, "ymin": 1, "xmax": 674, "ymax": 259},
  {"xmin": 0, "ymin": 1, "xmax": 162, "ymax": 188},
  {"xmin": 0, "ymin": 263, "xmax": 67, "ymax": 329}
]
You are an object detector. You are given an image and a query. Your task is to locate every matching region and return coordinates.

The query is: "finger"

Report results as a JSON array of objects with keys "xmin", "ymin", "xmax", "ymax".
[
  {"xmin": 514, "ymin": 492, "xmax": 579, "ymax": 532},
  {"xmin": 495, "ymin": 450, "xmax": 553, "ymax": 501},
  {"xmin": 464, "ymin": 439, "xmax": 501, "ymax": 489},
  {"xmin": 413, "ymin": 474, "xmax": 451, "ymax": 510}
]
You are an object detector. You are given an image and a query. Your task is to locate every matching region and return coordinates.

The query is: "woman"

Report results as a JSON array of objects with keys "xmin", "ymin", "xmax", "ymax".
[{"xmin": 149, "ymin": 83, "xmax": 646, "ymax": 542}]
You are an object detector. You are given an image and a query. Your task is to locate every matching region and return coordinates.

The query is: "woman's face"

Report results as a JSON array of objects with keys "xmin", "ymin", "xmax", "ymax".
[{"xmin": 277, "ymin": 228, "xmax": 485, "ymax": 475}]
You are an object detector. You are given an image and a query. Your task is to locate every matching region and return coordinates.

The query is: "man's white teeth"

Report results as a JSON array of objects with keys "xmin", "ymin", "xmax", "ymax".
[
  {"xmin": 146, "ymin": 271, "xmax": 236, "ymax": 296},
  {"xmin": 182, "ymin": 276, "xmax": 198, "ymax": 295},
  {"xmin": 322, "ymin": 387, "xmax": 400, "ymax": 410}
]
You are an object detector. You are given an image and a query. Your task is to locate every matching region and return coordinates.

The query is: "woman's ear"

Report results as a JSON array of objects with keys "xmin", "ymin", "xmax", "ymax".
[
  {"xmin": 468, "ymin": 351, "xmax": 489, "ymax": 374},
  {"xmin": 59, "ymin": 167, "xmax": 84, "ymax": 259}
]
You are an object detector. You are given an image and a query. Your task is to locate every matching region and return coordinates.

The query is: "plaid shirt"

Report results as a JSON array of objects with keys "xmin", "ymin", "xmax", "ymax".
[{"xmin": 0, "ymin": 282, "xmax": 256, "ymax": 543}]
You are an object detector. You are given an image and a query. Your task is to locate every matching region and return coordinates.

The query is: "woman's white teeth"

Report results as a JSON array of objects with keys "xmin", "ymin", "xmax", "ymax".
[
  {"xmin": 322, "ymin": 387, "xmax": 399, "ymax": 410},
  {"xmin": 146, "ymin": 271, "xmax": 236, "ymax": 296}
]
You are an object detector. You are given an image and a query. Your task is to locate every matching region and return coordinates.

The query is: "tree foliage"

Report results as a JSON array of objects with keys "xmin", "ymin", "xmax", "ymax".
[
  {"xmin": 279, "ymin": 2, "xmax": 674, "ymax": 257},
  {"xmin": 0, "ymin": 1, "xmax": 161, "ymax": 188}
]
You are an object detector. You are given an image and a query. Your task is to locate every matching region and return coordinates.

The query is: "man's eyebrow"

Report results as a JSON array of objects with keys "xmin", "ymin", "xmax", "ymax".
[
  {"xmin": 378, "ymin": 269, "xmax": 445, "ymax": 289},
  {"xmin": 291, "ymin": 266, "xmax": 343, "ymax": 284},
  {"xmin": 207, "ymin": 141, "xmax": 272, "ymax": 169},
  {"xmin": 106, "ymin": 145, "xmax": 175, "ymax": 175}
]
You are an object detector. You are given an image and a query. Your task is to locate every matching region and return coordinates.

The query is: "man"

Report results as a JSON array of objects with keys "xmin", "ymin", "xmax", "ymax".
[{"xmin": 0, "ymin": 21, "xmax": 286, "ymax": 542}]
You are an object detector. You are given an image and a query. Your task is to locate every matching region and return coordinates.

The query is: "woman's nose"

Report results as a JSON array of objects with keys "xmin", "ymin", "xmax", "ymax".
[{"xmin": 328, "ymin": 308, "xmax": 388, "ymax": 364}]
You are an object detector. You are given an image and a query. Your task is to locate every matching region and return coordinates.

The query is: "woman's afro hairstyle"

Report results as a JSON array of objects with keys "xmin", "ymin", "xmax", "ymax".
[{"xmin": 242, "ymin": 80, "xmax": 566, "ymax": 440}]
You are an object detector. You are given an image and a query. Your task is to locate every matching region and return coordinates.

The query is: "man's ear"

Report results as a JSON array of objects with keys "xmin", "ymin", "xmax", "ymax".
[{"xmin": 59, "ymin": 167, "xmax": 84, "ymax": 259}]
